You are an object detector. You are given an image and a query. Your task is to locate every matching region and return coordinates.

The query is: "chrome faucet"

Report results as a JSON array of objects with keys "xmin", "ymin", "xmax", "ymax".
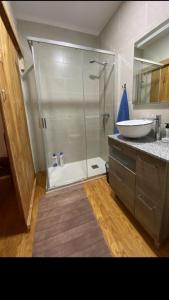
[
  {"xmin": 148, "ymin": 114, "xmax": 161, "ymax": 140},
  {"xmin": 147, "ymin": 115, "xmax": 161, "ymax": 141},
  {"xmin": 155, "ymin": 115, "xmax": 161, "ymax": 140}
]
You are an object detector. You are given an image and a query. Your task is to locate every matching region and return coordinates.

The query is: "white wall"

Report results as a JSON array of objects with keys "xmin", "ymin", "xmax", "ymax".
[
  {"xmin": 100, "ymin": 1, "xmax": 169, "ymax": 125},
  {"xmin": 17, "ymin": 19, "xmax": 100, "ymax": 68},
  {"xmin": 143, "ymin": 33, "xmax": 169, "ymax": 62},
  {"xmin": 2, "ymin": 1, "xmax": 18, "ymax": 34}
]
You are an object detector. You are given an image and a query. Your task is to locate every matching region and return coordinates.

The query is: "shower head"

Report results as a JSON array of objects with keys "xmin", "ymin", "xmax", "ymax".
[{"xmin": 89, "ymin": 60, "xmax": 107, "ymax": 66}]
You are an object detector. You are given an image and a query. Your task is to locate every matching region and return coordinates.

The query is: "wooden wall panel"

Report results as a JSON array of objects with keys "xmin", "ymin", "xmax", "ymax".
[
  {"xmin": 159, "ymin": 66, "xmax": 169, "ymax": 102},
  {"xmin": 0, "ymin": 111, "xmax": 7, "ymax": 157},
  {"xmin": 150, "ymin": 58, "xmax": 169, "ymax": 103},
  {"xmin": 0, "ymin": 17, "xmax": 35, "ymax": 226},
  {"xmin": 150, "ymin": 69, "xmax": 160, "ymax": 102}
]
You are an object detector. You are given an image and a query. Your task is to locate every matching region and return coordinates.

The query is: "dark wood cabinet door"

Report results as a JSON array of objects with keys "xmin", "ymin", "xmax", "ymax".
[
  {"xmin": 136, "ymin": 154, "xmax": 166, "ymax": 209},
  {"xmin": 109, "ymin": 156, "xmax": 135, "ymax": 213},
  {"xmin": 135, "ymin": 191, "xmax": 161, "ymax": 238},
  {"xmin": 135, "ymin": 153, "xmax": 166, "ymax": 239}
]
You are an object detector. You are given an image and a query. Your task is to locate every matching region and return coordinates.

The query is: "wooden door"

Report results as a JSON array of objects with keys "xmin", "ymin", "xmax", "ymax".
[{"xmin": 0, "ymin": 17, "xmax": 35, "ymax": 227}]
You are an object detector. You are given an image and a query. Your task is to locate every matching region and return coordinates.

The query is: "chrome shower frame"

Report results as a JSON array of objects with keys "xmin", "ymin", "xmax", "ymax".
[
  {"xmin": 27, "ymin": 36, "xmax": 115, "ymax": 55},
  {"xmin": 27, "ymin": 36, "xmax": 116, "ymax": 191}
]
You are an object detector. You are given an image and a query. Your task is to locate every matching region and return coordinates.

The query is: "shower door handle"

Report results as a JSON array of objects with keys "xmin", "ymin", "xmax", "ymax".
[
  {"xmin": 41, "ymin": 118, "xmax": 47, "ymax": 129},
  {"xmin": 44, "ymin": 118, "xmax": 47, "ymax": 129},
  {"xmin": 41, "ymin": 118, "xmax": 44, "ymax": 129}
]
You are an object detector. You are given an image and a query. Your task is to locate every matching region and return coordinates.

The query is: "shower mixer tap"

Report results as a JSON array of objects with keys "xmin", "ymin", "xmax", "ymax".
[
  {"xmin": 102, "ymin": 113, "xmax": 110, "ymax": 132},
  {"xmin": 102, "ymin": 113, "xmax": 110, "ymax": 118}
]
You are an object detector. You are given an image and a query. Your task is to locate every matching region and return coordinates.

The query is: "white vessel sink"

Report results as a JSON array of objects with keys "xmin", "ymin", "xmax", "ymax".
[{"xmin": 116, "ymin": 119, "xmax": 153, "ymax": 138}]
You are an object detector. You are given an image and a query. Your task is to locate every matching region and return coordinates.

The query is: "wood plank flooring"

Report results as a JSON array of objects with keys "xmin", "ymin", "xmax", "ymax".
[
  {"xmin": 33, "ymin": 183, "xmax": 111, "ymax": 257},
  {"xmin": 84, "ymin": 177, "xmax": 169, "ymax": 257}
]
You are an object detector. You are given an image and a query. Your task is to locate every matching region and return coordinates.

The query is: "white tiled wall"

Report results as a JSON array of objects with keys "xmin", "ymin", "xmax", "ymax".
[{"xmin": 99, "ymin": 1, "xmax": 169, "ymax": 125}]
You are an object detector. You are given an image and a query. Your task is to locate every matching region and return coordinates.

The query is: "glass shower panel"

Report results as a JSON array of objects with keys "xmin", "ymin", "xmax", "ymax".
[
  {"xmin": 99, "ymin": 53, "xmax": 115, "ymax": 162},
  {"xmin": 83, "ymin": 50, "xmax": 101, "ymax": 177},
  {"xmin": 83, "ymin": 51, "xmax": 115, "ymax": 177},
  {"xmin": 33, "ymin": 42, "xmax": 87, "ymax": 189}
]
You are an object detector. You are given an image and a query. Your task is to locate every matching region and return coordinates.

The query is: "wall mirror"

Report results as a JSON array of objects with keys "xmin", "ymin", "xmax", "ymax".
[{"xmin": 133, "ymin": 19, "xmax": 169, "ymax": 105}]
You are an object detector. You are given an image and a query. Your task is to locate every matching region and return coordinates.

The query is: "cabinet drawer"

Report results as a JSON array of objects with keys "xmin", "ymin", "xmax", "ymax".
[
  {"xmin": 109, "ymin": 157, "xmax": 135, "ymax": 214},
  {"xmin": 108, "ymin": 137, "xmax": 137, "ymax": 160},
  {"xmin": 109, "ymin": 156, "xmax": 135, "ymax": 189},
  {"xmin": 136, "ymin": 154, "xmax": 166, "ymax": 208},
  {"xmin": 135, "ymin": 191, "xmax": 161, "ymax": 239}
]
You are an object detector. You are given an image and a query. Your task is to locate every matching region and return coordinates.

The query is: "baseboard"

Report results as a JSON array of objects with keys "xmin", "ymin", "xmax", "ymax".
[{"xmin": 0, "ymin": 175, "xmax": 10, "ymax": 180}]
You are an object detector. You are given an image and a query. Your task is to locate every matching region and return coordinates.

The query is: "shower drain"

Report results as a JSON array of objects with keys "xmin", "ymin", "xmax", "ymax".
[{"xmin": 91, "ymin": 164, "xmax": 99, "ymax": 169}]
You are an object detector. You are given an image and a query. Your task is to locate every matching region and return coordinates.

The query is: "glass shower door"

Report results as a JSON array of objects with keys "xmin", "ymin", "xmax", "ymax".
[
  {"xmin": 32, "ymin": 42, "xmax": 88, "ymax": 190},
  {"xmin": 83, "ymin": 50, "xmax": 115, "ymax": 177},
  {"xmin": 99, "ymin": 53, "xmax": 115, "ymax": 162}
]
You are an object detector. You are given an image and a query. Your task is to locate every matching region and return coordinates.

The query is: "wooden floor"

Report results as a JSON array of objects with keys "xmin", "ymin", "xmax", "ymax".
[
  {"xmin": 1, "ymin": 174, "xmax": 169, "ymax": 257},
  {"xmin": 0, "ymin": 172, "xmax": 45, "ymax": 257},
  {"xmin": 33, "ymin": 183, "xmax": 111, "ymax": 257},
  {"xmin": 84, "ymin": 177, "xmax": 169, "ymax": 257}
]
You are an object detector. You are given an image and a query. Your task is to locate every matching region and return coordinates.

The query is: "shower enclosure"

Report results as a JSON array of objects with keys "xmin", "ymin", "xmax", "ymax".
[{"xmin": 28, "ymin": 37, "xmax": 115, "ymax": 190}]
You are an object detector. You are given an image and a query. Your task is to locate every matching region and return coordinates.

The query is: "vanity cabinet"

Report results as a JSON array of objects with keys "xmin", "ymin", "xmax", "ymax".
[
  {"xmin": 109, "ymin": 157, "xmax": 135, "ymax": 213},
  {"xmin": 108, "ymin": 137, "xmax": 169, "ymax": 247},
  {"xmin": 109, "ymin": 140, "xmax": 136, "ymax": 214},
  {"xmin": 135, "ymin": 153, "xmax": 166, "ymax": 242}
]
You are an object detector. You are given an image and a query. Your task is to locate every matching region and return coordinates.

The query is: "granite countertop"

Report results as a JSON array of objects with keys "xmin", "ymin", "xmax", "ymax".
[{"xmin": 108, "ymin": 134, "xmax": 169, "ymax": 162}]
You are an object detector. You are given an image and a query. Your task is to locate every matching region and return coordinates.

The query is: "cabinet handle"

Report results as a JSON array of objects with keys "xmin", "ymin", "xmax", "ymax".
[
  {"xmin": 137, "ymin": 194, "xmax": 154, "ymax": 211},
  {"xmin": 113, "ymin": 145, "xmax": 122, "ymax": 152}
]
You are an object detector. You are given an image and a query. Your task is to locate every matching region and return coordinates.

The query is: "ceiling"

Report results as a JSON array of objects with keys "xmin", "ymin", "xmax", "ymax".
[{"xmin": 10, "ymin": 1, "xmax": 122, "ymax": 36}]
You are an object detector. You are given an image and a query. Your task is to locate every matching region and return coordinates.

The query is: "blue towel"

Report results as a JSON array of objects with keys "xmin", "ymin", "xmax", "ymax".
[{"xmin": 114, "ymin": 88, "xmax": 129, "ymax": 134}]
